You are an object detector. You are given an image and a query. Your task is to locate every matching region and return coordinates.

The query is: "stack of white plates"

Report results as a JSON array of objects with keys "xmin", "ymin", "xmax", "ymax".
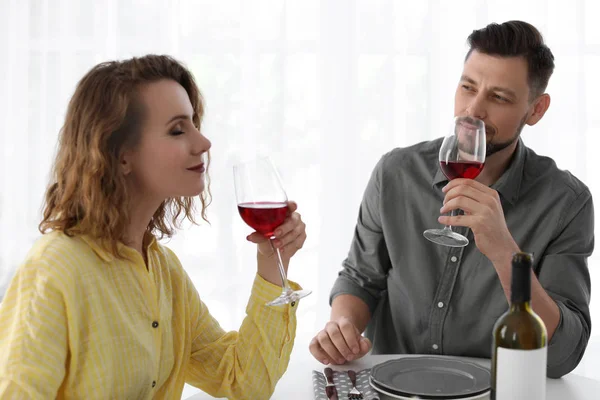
[{"xmin": 369, "ymin": 357, "xmax": 491, "ymax": 399}]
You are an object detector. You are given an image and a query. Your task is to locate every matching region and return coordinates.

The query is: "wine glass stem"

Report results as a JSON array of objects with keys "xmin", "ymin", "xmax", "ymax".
[
  {"xmin": 270, "ymin": 238, "xmax": 291, "ymax": 292},
  {"xmin": 444, "ymin": 209, "xmax": 458, "ymax": 231}
]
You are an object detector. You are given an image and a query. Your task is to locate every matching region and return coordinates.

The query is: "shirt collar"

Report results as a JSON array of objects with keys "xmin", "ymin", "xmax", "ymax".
[
  {"xmin": 432, "ymin": 137, "xmax": 526, "ymax": 206},
  {"xmin": 80, "ymin": 232, "xmax": 158, "ymax": 262}
]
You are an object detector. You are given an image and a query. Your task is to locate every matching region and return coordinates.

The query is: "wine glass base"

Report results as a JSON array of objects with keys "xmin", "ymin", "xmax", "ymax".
[
  {"xmin": 423, "ymin": 228, "xmax": 469, "ymax": 247},
  {"xmin": 266, "ymin": 289, "xmax": 312, "ymax": 307}
]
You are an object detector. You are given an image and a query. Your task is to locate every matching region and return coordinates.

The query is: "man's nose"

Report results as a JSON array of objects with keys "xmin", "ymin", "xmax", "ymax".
[{"xmin": 465, "ymin": 94, "xmax": 487, "ymax": 120}]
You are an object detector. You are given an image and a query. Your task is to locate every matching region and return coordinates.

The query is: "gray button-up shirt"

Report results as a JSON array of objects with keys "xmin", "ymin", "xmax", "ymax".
[{"xmin": 330, "ymin": 138, "xmax": 593, "ymax": 378}]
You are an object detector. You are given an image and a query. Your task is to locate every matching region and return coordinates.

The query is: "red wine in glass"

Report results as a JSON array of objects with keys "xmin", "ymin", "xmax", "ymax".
[
  {"xmin": 238, "ymin": 202, "xmax": 288, "ymax": 237},
  {"xmin": 440, "ymin": 160, "xmax": 484, "ymax": 180}
]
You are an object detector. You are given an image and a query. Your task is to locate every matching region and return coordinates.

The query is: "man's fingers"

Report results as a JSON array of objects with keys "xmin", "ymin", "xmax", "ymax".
[
  {"xmin": 338, "ymin": 319, "xmax": 361, "ymax": 355},
  {"xmin": 443, "ymin": 184, "xmax": 488, "ymax": 205},
  {"xmin": 309, "ymin": 318, "xmax": 370, "ymax": 365},
  {"xmin": 309, "ymin": 337, "xmax": 332, "ymax": 365},
  {"xmin": 358, "ymin": 337, "xmax": 372, "ymax": 356},
  {"xmin": 325, "ymin": 321, "xmax": 354, "ymax": 362},
  {"xmin": 440, "ymin": 196, "xmax": 481, "ymax": 215},
  {"xmin": 316, "ymin": 328, "xmax": 346, "ymax": 364},
  {"xmin": 442, "ymin": 178, "xmax": 491, "ymax": 194}
]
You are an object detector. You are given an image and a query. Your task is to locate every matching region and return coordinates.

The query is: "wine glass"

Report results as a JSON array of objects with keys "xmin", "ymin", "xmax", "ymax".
[
  {"xmin": 423, "ymin": 116, "xmax": 486, "ymax": 247},
  {"xmin": 233, "ymin": 156, "xmax": 312, "ymax": 306}
]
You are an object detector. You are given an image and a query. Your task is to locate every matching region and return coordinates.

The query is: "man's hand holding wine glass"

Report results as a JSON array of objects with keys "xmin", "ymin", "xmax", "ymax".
[
  {"xmin": 246, "ymin": 201, "xmax": 307, "ymax": 285},
  {"xmin": 438, "ymin": 179, "xmax": 520, "ymax": 266}
]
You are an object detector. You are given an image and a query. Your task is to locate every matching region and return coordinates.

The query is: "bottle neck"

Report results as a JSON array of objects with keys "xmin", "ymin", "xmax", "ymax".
[
  {"xmin": 509, "ymin": 301, "xmax": 532, "ymax": 313},
  {"xmin": 510, "ymin": 260, "xmax": 532, "ymax": 304}
]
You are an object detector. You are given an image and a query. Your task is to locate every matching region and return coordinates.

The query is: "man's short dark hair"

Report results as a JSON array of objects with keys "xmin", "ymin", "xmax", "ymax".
[{"xmin": 466, "ymin": 20, "xmax": 555, "ymax": 100}]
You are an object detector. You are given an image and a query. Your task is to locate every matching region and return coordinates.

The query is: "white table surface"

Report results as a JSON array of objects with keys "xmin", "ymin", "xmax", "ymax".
[{"xmin": 185, "ymin": 352, "xmax": 600, "ymax": 399}]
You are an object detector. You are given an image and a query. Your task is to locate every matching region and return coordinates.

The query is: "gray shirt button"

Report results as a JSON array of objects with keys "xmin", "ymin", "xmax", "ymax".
[
  {"xmin": 432, "ymin": 344, "xmax": 439, "ymax": 350},
  {"xmin": 450, "ymin": 256, "xmax": 458, "ymax": 262},
  {"xmin": 437, "ymin": 302, "xmax": 444, "ymax": 308}
]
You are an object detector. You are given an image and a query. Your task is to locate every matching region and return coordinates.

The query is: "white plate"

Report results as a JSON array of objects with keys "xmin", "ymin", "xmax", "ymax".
[
  {"xmin": 369, "ymin": 377, "xmax": 490, "ymax": 400},
  {"xmin": 370, "ymin": 356, "xmax": 491, "ymax": 398}
]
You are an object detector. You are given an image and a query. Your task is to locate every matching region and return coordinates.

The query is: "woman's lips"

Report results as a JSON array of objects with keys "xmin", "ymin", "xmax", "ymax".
[{"xmin": 187, "ymin": 163, "xmax": 205, "ymax": 173}]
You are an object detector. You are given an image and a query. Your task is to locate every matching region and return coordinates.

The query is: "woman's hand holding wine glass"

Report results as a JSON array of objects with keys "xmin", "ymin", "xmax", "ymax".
[
  {"xmin": 234, "ymin": 157, "xmax": 311, "ymax": 306},
  {"xmin": 245, "ymin": 201, "xmax": 306, "ymax": 280}
]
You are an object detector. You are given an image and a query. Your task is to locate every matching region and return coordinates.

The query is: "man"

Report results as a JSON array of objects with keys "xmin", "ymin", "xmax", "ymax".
[{"xmin": 309, "ymin": 20, "xmax": 593, "ymax": 379}]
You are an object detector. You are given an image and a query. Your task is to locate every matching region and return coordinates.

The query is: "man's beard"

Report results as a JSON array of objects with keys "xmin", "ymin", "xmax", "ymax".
[{"xmin": 485, "ymin": 114, "xmax": 528, "ymax": 157}]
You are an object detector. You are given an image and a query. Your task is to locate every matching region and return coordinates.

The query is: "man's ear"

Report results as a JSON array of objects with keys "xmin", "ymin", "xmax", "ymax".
[{"xmin": 526, "ymin": 93, "xmax": 551, "ymax": 126}]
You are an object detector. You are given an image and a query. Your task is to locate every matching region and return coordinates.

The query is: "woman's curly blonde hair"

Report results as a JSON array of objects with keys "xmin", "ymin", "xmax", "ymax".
[{"xmin": 39, "ymin": 55, "xmax": 211, "ymax": 256}]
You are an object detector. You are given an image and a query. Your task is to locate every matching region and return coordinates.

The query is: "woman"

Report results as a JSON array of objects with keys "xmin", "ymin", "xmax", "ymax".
[{"xmin": 0, "ymin": 55, "xmax": 306, "ymax": 399}]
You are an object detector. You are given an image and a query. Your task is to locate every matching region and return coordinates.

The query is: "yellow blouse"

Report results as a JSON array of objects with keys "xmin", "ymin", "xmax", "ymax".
[{"xmin": 0, "ymin": 231, "xmax": 299, "ymax": 399}]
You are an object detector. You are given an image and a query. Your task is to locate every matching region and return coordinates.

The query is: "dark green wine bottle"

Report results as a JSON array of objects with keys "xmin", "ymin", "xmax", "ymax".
[{"xmin": 491, "ymin": 252, "xmax": 547, "ymax": 400}]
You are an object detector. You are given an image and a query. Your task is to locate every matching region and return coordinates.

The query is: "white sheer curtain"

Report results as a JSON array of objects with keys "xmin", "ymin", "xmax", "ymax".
[{"xmin": 1, "ymin": 0, "xmax": 599, "ymax": 394}]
